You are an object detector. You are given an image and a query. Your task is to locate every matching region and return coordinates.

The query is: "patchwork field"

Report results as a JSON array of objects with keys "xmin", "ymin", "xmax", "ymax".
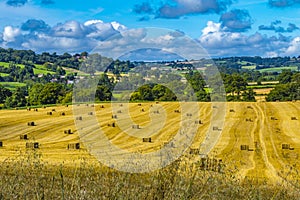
[{"xmin": 0, "ymin": 102, "xmax": 299, "ymax": 183}]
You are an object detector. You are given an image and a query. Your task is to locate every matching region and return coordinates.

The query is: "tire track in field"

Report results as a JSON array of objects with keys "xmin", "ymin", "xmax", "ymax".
[
  {"xmin": 253, "ymin": 103, "xmax": 284, "ymax": 183},
  {"xmin": 217, "ymin": 103, "xmax": 256, "ymax": 180}
]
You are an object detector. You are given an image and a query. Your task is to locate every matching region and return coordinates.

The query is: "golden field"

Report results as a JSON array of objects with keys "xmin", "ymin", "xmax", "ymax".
[{"xmin": 0, "ymin": 102, "xmax": 299, "ymax": 199}]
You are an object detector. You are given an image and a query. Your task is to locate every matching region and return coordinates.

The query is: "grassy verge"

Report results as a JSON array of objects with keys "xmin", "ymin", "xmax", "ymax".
[{"xmin": 0, "ymin": 150, "xmax": 299, "ymax": 199}]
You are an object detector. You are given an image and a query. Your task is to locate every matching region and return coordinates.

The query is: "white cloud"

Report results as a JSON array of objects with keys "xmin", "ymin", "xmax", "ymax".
[
  {"xmin": 198, "ymin": 21, "xmax": 293, "ymax": 57},
  {"xmin": 52, "ymin": 21, "xmax": 87, "ymax": 38},
  {"xmin": 111, "ymin": 21, "xmax": 127, "ymax": 31},
  {"xmin": 283, "ymin": 37, "xmax": 300, "ymax": 56},
  {"xmin": 84, "ymin": 20, "xmax": 104, "ymax": 26},
  {"xmin": 3, "ymin": 26, "xmax": 21, "ymax": 42}
]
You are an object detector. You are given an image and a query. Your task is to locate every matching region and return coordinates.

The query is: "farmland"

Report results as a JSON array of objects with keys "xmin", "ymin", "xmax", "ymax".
[{"xmin": 0, "ymin": 102, "xmax": 299, "ymax": 198}]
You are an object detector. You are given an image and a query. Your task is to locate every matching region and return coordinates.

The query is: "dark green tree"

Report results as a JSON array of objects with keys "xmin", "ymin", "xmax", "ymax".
[
  {"xmin": 0, "ymin": 85, "xmax": 12, "ymax": 103},
  {"xmin": 4, "ymin": 87, "xmax": 26, "ymax": 108}
]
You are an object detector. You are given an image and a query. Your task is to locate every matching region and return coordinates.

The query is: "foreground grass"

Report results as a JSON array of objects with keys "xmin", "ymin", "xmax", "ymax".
[{"xmin": 0, "ymin": 150, "xmax": 299, "ymax": 199}]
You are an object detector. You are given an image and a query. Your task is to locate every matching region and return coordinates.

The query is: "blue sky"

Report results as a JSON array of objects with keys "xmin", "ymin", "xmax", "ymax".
[{"xmin": 1, "ymin": 0, "xmax": 300, "ymax": 58}]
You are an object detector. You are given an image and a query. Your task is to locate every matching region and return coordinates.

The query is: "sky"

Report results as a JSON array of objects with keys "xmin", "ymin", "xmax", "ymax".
[{"xmin": 1, "ymin": 0, "xmax": 300, "ymax": 59}]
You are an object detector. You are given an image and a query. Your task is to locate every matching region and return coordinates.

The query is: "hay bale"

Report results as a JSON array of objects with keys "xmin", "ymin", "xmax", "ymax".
[
  {"xmin": 138, "ymin": 103, "xmax": 142, "ymax": 106},
  {"xmin": 142, "ymin": 138, "xmax": 152, "ymax": 143},
  {"xmin": 100, "ymin": 105, "xmax": 104, "ymax": 108},
  {"xmin": 27, "ymin": 107, "xmax": 31, "ymax": 111},
  {"xmin": 229, "ymin": 109, "xmax": 235, "ymax": 112},
  {"xmin": 132, "ymin": 125, "xmax": 140, "ymax": 129},
  {"xmin": 195, "ymin": 120, "xmax": 202, "ymax": 124},
  {"xmin": 282, "ymin": 144, "xmax": 290, "ymax": 149},
  {"xmin": 289, "ymin": 147, "xmax": 295, "ymax": 150},
  {"xmin": 291, "ymin": 117, "xmax": 297, "ymax": 120},
  {"xmin": 246, "ymin": 118, "xmax": 253, "ymax": 122},
  {"xmin": 88, "ymin": 112, "xmax": 93, "ymax": 115},
  {"xmin": 0, "ymin": 141, "xmax": 3, "ymax": 147},
  {"xmin": 66, "ymin": 105, "xmax": 69, "ymax": 107},
  {"xmin": 52, "ymin": 109, "xmax": 56, "ymax": 112},
  {"xmin": 117, "ymin": 110, "xmax": 122, "ymax": 113},
  {"xmin": 76, "ymin": 116, "xmax": 82, "ymax": 120},
  {"xmin": 67, "ymin": 143, "xmax": 80, "ymax": 150},
  {"xmin": 34, "ymin": 108, "xmax": 38, "ymax": 112},
  {"xmin": 174, "ymin": 110, "xmax": 180, "ymax": 113},
  {"xmin": 213, "ymin": 106, "xmax": 218, "ymax": 108},
  {"xmin": 271, "ymin": 117, "xmax": 277, "ymax": 120},
  {"xmin": 27, "ymin": 122, "xmax": 35, "ymax": 126},
  {"xmin": 119, "ymin": 104, "xmax": 123, "ymax": 107},
  {"xmin": 61, "ymin": 112, "xmax": 65, "ymax": 116},
  {"xmin": 112, "ymin": 115, "xmax": 117, "ymax": 119},
  {"xmin": 112, "ymin": 122, "xmax": 116, "ymax": 127},
  {"xmin": 248, "ymin": 148, "xmax": 254, "ymax": 151},
  {"xmin": 64, "ymin": 129, "xmax": 72, "ymax": 134},
  {"xmin": 247, "ymin": 106, "xmax": 253, "ymax": 109},
  {"xmin": 240, "ymin": 145, "xmax": 249, "ymax": 151},
  {"xmin": 213, "ymin": 126, "xmax": 220, "ymax": 131},
  {"xmin": 153, "ymin": 110, "xmax": 159, "ymax": 114},
  {"xmin": 20, "ymin": 134, "xmax": 28, "ymax": 140},
  {"xmin": 26, "ymin": 142, "xmax": 39, "ymax": 149},
  {"xmin": 47, "ymin": 112, "xmax": 52, "ymax": 115},
  {"xmin": 141, "ymin": 108, "xmax": 145, "ymax": 112}
]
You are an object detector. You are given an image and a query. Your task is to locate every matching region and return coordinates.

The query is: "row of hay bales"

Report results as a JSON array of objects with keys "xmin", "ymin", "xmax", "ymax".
[
  {"xmin": 21, "ymin": 120, "xmax": 78, "ymax": 150},
  {"xmin": 47, "ymin": 111, "xmax": 66, "ymax": 116},
  {"xmin": 239, "ymin": 143, "xmax": 296, "ymax": 151},
  {"xmin": 24, "ymin": 142, "xmax": 80, "ymax": 150}
]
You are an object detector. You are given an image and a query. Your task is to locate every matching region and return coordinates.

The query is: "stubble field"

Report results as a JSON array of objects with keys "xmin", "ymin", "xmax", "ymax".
[{"xmin": 0, "ymin": 102, "xmax": 299, "ymax": 199}]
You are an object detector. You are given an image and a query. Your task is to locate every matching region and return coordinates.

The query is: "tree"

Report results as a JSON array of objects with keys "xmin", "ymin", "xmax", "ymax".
[
  {"xmin": 278, "ymin": 69, "xmax": 292, "ymax": 84},
  {"xmin": 242, "ymin": 88, "xmax": 256, "ymax": 102},
  {"xmin": 223, "ymin": 73, "xmax": 248, "ymax": 101},
  {"xmin": 95, "ymin": 85, "xmax": 112, "ymax": 101},
  {"xmin": 4, "ymin": 87, "xmax": 26, "ymax": 108},
  {"xmin": 28, "ymin": 83, "xmax": 44, "ymax": 105},
  {"xmin": 39, "ymin": 83, "xmax": 64, "ymax": 105},
  {"xmin": 0, "ymin": 85, "xmax": 12, "ymax": 103}
]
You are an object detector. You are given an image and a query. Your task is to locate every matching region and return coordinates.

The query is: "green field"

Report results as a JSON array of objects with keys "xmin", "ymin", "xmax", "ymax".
[
  {"xmin": 241, "ymin": 65, "xmax": 256, "ymax": 70},
  {"xmin": 0, "ymin": 72, "xmax": 9, "ymax": 77},
  {"xmin": 0, "ymin": 82, "xmax": 26, "ymax": 90},
  {"xmin": 0, "ymin": 61, "xmax": 25, "ymax": 68},
  {"xmin": 258, "ymin": 66, "xmax": 298, "ymax": 73}
]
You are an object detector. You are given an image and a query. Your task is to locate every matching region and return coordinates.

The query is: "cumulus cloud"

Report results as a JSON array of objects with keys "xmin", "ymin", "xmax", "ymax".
[
  {"xmin": 52, "ymin": 21, "xmax": 87, "ymax": 38},
  {"xmin": 259, "ymin": 21, "xmax": 299, "ymax": 33},
  {"xmin": 1, "ymin": 18, "xmax": 300, "ymax": 58},
  {"xmin": 21, "ymin": 19, "xmax": 50, "ymax": 32},
  {"xmin": 268, "ymin": 0, "xmax": 300, "ymax": 7},
  {"xmin": 6, "ymin": 0, "xmax": 27, "ymax": 7},
  {"xmin": 283, "ymin": 36, "xmax": 300, "ymax": 55},
  {"xmin": 3, "ymin": 26, "xmax": 21, "ymax": 42},
  {"xmin": 220, "ymin": 9, "xmax": 253, "ymax": 32},
  {"xmin": 0, "ymin": 19, "xmax": 130, "ymax": 54},
  {"xmin": 198, "ymin": 21, "xmax": 292, "ymax": 57}
]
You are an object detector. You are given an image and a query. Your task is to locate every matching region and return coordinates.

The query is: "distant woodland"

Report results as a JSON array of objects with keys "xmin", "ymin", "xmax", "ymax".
[{"xmin": 0, "ymin": 48, "xmax": 299, "ymax": 108}]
